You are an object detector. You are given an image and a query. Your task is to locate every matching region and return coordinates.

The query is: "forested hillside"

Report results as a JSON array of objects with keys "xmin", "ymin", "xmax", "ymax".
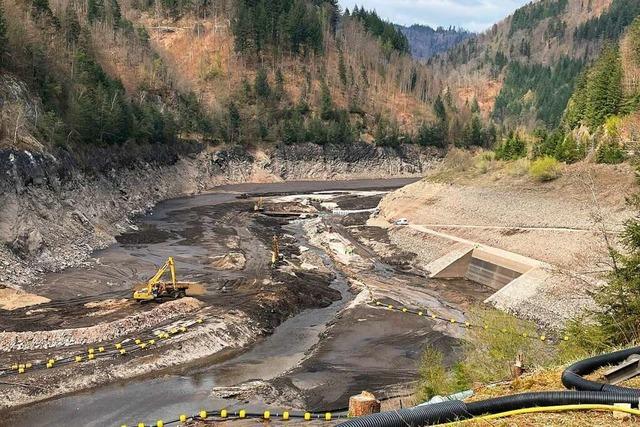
[
  {"xmin": 427, "ymin": 0, "xmax": 625, "ymax": 130},
  {"xmin": 0, "ymin": 0, "xmax": 455, "ymax": 160},
  {"xmin": 3, "ymin": 0, "xmax": 640, "ymax": 164},
  {"xmin": 398, "ymin": 24, "xmax": 471, "ymax": 60}
]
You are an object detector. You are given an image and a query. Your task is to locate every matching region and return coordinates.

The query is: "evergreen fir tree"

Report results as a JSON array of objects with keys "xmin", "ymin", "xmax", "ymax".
[
  {"xmin": 320, "ymin": 79, "xmax": 335, "ymax": 120},
  {"xmin": 434, "ymin": 95, "xmax": 447, "ymax": 124},
  {"xmin": 0, "ymin": 5, "xmax": 8, "ymax": 68},
  {"xmin": 338, "ymin": 48, "xmax": 347, "ymax": 87},
  {"xmin": 584, "ymin": 45, "xmax": 623, "ymax": 128},
  {"xmin": 228, "ymin": 102, "xmax": 241, "ymax": 143},
  {"xmin": 274, "ymin": 68, "xmax": 285, "ymax": 101},
  {"xmin": 254, "ymin": 67, "xmax": 271, "ymax": 99},
  {"xmin": 470, "ymin": 97, "xmax": 480, "ymax": 114},
  {"xmin": 87, "ymin": 0, "xmax": 105, "ymax": 23},
  {"xmin": 64, "ymin": 4, "xmax": 81, "ymax": 46},
  {"xmin": 233, "ymin": 2, "xmax": 252, "ymax": 54}
]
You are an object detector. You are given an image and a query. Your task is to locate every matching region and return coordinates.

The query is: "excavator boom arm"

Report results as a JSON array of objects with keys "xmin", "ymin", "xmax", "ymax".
[
  {"xmin": 133, "ymin": 256, "xmax": 182, "ymax": 301},
  {"xmin": 145, "ymin": 257, "xmax": 176, "ymax": 290}
]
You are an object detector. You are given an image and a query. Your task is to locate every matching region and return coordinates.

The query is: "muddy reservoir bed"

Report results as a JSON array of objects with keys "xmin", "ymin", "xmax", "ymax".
[{"xmin": 0, "ymin": 178, "xmax": 494, "ymax": 427}]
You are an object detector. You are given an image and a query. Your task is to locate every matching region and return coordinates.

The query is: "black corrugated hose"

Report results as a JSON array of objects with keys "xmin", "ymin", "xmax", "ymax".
[
  {"xmin": 562, "ymin": 345, "xmax": 640, "ymax": 395},
  {"xmin": 337, "ymin": 346, "xmax": 640, "ymax": 427}
]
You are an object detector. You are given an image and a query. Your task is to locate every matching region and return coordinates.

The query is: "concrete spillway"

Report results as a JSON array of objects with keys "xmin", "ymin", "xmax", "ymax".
[
  {"xmin": 427, "ymin": 242, "xmax": 540, "ymax": 291},
  {"xmin": 405, "ymin": 224, "xmax": 603, "ymax": 328}
]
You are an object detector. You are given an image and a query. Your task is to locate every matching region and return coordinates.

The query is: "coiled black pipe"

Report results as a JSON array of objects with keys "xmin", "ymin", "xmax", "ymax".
[
  {"xmin": 336, "ymin": 391, "xmax": 640, "ymax": 427},
  {"xmin": 561, "ymin": 345, "xmax": 640, "ymax": 395},
  {"xmin": 338, "ymin": 346, "xmax": 640, "ymax": 427}
]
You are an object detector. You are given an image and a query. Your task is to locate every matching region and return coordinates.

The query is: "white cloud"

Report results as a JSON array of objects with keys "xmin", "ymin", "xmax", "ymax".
[{"xmin": 340, "ymin": 0, "xmax": 531, "ymax": 32}]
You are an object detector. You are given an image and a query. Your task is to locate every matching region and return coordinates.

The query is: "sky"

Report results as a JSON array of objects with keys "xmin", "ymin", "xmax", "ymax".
[{"xmin": 339, "ymin": 0, "xmax": 532, "ymax": 32}]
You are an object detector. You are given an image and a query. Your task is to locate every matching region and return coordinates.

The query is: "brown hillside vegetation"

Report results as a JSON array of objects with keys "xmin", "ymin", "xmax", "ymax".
[
  {"xmin": 429, "ymin": 0, "xmax": 614, "ymax": 120},
  {"xmin": 0, "ymin": 0, "xmax": 441, "ymax": 154},
  {"xmin": 132, "ymin": 13, "xmax": 435, "ymax": 131}
]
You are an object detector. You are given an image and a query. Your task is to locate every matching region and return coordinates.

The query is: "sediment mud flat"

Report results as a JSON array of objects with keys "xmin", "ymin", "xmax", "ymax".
[{"xmin": 0, "ymin": 178, "xmax": 495, "ymax": 426}]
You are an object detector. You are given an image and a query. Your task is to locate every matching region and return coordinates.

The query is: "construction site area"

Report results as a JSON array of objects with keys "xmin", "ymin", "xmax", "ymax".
[
  {"xmin": 0, "ymin": 178, "xmax": 476, "ymax": 426},
  {"xmin": 0, "ymin": 165, "xmax": 636, "ymax": 427}
]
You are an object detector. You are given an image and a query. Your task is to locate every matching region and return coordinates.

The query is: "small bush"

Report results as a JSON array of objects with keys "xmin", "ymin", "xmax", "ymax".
[
  {"xmin": 460, "ymin": 307, "xmax": 556, "ymax": 384},
  {"xmin": 507, "ymin": 157, "xmax": 530, "ymax": 177},
  {"xmin": 595, "ymin": 141, "xmax": 625, "ymax": 164},
  {"xmin": 529, "ymin": 156, "xmax": 562, "ymax": 181},
  {"xmin": 415, "ymin": 122, "xmax": 446, "ymax": 148},
  {"xmin": 416, "ymin": 346, "xmax": 468, "ymax": 400},
  {"xmin": 475, "ymin": 158, "xmax": 491, "ymax": 174},
  {"xmin": 495, "ymin": 133, "xmax": 527, "ymax": 160},
  {"xmin": 472, "ymin": 151, "xmax": 494, "ymax": 174},
  {"xmin": 416, "ymin": 307, "xmax": 558, "ymax": 400}
]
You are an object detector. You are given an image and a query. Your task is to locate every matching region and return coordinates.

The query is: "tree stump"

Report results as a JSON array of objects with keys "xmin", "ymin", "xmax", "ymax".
[
  {"xmin": 512, "ymin": 352, "xmax": 525, "ymax": 379},
  {"xmin": 348, "ymin": 391, "xmax": 381, "ymax": 417}
]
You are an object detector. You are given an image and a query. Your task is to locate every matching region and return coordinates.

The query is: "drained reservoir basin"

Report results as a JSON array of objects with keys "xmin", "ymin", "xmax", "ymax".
[{"xmin": 1, "ymin": 178, "xmax": 494, "ymax": 427}]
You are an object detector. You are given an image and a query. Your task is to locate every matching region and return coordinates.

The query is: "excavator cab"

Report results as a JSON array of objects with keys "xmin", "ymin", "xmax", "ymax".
[{"xmin": 133, "ymin": 257, "xmax": 188, "ymax": 301}]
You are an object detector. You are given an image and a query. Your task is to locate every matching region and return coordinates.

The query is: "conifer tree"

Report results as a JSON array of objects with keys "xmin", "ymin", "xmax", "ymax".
[
  {"xmin": 87, "ymin": 0, "xmax": 104, "ymax": 23},
  {"xmin": 274, "ymin": 68, "xmax": 285, "ymax": 101},
  {"xmin": 228, "ymin": 102, "xmax": 241, "ymax": 143},
  {"xmin": 233, "ymin": 2, "xmax": 252, "ymax": 54},
  {"xmin": 338, "ymin": 48, "xmax": 347, "ymax": 87},
  {"xmin": 320, "ymin": 79, "xmax": 335, "ymax": 120},
  {"xmin": 584, "ymin": 45, "xmax": 622, "ymax": 128},
  {"xmin": 434, "ymin": 95, "xmax": 447, "ymax": 124},
  {"xmin": 254, "ymin": 67, "xmax": 271, "ymax": 99},
  {"xmin": 64, "ymin": 4, "xmax": 81, "ymax": 46},
  {"xmin": 0, "ymin": 5, "xmax": 7, "ymax": 68}
]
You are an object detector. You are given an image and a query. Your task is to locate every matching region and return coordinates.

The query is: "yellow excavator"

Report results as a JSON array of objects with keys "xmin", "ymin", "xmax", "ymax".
[{"xmin": 132, "ymin": 257, "xmax": 190, "ymax": 301}]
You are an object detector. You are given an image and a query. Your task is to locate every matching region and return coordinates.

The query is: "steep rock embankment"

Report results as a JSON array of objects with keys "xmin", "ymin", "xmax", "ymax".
[{"xmin": 0, "ymin": 142, "xmax": 439, "ymax": 290}]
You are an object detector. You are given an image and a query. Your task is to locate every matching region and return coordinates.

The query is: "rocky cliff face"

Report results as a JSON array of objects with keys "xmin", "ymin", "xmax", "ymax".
[
  {"xmin": 0, "ymin": 143, "xmax": 440, "ymax": 289},
  {"xmin": 398, "ymin": 25, "xmax": 472, "ymax": 61}
]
